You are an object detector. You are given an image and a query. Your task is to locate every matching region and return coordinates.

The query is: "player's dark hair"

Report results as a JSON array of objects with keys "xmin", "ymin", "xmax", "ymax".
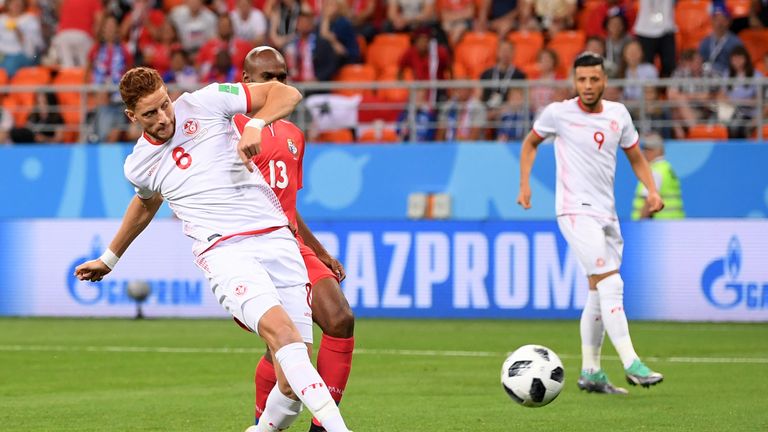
[
  {"xmin": 119, "ymin": 67, "xmax": 164, "ymax": 111},
  {"xmin": 573, "ymin": 52, "xmax": 605, "ymax": 71}
]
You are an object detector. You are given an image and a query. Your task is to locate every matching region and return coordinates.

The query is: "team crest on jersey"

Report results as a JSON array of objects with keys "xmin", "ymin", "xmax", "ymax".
[
  {"xmin": 183, "ymin": 119, "xmax": 200, "ymax": 136},
  {"xmin": 287, "ymin": 138, "xmax": 298, "ymax": 155},
  {"xmin": 609, "ymin": 120, "xmax": 619, "ymax": 132}
]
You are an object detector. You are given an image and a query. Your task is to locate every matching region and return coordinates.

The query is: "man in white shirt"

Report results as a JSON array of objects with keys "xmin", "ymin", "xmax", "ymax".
[
  {"xmin": 517, "ymin": 52, "xmax": 664, "ymax": 394},
  {"xmin": 74, "ymin": 67, "xmax": 352, "ymax": 432}
]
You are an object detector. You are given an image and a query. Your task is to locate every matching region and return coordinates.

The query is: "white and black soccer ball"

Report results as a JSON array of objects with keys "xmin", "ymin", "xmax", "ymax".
[{"xmin": 501, "ymin": 344, "xmax": 565, "ymax": 407}]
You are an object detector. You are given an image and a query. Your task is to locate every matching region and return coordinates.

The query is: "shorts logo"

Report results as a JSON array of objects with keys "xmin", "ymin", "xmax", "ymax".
[
  {"xmin": 596, "ymin": 258, "xmax": 605, "ymax": 267},
  {"xmin": 287, "ymin": 138, "xmax": 298, "ymax": 155},
  {"xmin": 234, "ymin": 284, "xmax": 248, "ymax": 296},
  {"xmin": 183, "ymin": 119, "xmax": 200, "ymax": 136},
  {"xmin": 610, "ymin": 120, "xmax": 619, "ymax": 132}
]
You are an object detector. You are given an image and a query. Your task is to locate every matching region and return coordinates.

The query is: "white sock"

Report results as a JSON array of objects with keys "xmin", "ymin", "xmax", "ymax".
[
  {"xmin": 596, "ymin": 274, "xmax": 639, "ymax": 369},
  {"xmin": 580, "ymin": 289, "xmax": 604, "ymax": 373},
  {"xmin": 274, "ymin": 342, "xmax": 350, "ymax": 432},
  {"xmin": 256, "ymin": 385, "xmax": 303, "ymax": 432}
]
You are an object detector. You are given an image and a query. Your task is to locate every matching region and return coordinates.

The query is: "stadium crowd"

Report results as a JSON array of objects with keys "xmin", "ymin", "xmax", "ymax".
[{"xmin": 0, "ymin": 0, "xmax": 766, "ymax": 143}]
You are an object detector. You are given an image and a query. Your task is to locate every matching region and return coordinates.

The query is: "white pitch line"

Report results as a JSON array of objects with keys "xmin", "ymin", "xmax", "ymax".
[{"xmin": 1, "ymin": 345, "xmax": 767, "ymax": 364}]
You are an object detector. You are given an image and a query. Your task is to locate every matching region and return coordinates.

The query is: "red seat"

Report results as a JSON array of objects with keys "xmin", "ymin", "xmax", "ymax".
[
  {"xmin": 507, "ymin": 31, "xmax": 544, "ymax": 69},
  {"xmin": 334, "ymin": 64, "xmax": 377, "ymax": 97},
  {"xmin": 547, "ymin": 31, "xmax": 586, "ymax": 76},
  {"xmin": 366, "ymin": 33, "xmax": 411, "ymax": 75}
]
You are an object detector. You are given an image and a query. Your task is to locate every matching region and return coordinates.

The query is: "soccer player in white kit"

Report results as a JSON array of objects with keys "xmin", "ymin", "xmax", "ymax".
[
  {"xmin": 74, "ymin": 67, "xmax": 352, "ymax": 431},
  {"xmin": 517, "ymin": 53, "xmax": 664, "ymax": 394}
]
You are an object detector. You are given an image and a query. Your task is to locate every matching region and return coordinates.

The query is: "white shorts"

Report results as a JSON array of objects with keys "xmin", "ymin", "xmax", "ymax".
[
  {"xmin": 557, "ymin": 214, "xmax": 624, "ymax": 276},
  {"xmin": 194, "ymin": 228, "xmax": 313, "ymax": 343}
]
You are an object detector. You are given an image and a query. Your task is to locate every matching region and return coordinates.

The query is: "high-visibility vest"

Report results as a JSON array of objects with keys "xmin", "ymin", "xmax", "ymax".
[{"xmin": 631, "ymin": 159, "xmax": 685, "ymax": 220}]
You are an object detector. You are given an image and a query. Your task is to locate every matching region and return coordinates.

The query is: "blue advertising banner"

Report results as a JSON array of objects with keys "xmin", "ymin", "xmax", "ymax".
[
  {"xmin": 2, "ymin": 141, "xmax": 766, "ymax": 220},
  {"xmin": 1, "ymin": 219, "xmax": 766, "ymax": 321}
]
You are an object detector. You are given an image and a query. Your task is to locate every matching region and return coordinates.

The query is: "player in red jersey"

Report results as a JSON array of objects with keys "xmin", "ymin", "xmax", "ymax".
[{"xmin": 234, "ymin": 47, "xmax": 355, "ymax": 432}]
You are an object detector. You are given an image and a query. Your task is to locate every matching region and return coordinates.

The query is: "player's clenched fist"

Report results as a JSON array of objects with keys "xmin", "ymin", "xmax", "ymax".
[
  {"xmin": 646, "ymin": 191, "xmax": 665, "ymax": 215},
  {"xmin": 517, "ymin": 184, "xmax": 532, "ymax": 210},
  {"xmin": 238, "ymin": 118, "xmax": 266, "ymax": 172},
  {"xmin": 74, "ymin": 259, "xmax": 112, "ymax": 282}
]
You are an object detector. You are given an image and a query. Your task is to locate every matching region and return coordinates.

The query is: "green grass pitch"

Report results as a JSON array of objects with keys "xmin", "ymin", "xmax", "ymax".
[{"xmin": 1, "ymin": 318, "xmax": 767, "ymax": 431}]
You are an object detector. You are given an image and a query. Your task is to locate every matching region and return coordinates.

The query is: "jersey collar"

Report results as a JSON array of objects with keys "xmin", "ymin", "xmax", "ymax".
[{"xmin": 576, "ymin": 97, "xmax": 603, "ymax": 114}]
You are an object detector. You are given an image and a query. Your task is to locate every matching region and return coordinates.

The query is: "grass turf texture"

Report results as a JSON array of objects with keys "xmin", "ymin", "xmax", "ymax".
[{"xmin": 1, "ymin": 318, "xmax": 766, "ymax": 431}]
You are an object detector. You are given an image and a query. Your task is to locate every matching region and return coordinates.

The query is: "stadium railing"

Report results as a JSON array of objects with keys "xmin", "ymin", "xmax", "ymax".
[{"xmin": 0, "ymin": 77, "xmax": 764, "ymax": 143}]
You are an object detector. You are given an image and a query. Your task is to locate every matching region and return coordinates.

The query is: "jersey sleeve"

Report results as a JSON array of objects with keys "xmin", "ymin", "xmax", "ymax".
[
  {"xmin": 191, "ymin": 82, "xmax": 251, "ymax": 118},
  {"xmin": 123, "ymin": 160, "xmax": 154, "ymax": 200},
  {"xmin": 532, "ymin": 103, "xmax": 558, "ymax": 138},
  {"xmin": 619, "ymin": 106, "xmax": 640, "ymax": 149}
]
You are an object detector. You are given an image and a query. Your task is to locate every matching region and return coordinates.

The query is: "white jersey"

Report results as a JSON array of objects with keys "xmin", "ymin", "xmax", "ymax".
[
  {"xmin": 533, "ymin": 97, "xmax": 639, "ymax": 219},
  {"xmin": 124, "ymin": 82, "xmax": 288, "ymax": 256}
]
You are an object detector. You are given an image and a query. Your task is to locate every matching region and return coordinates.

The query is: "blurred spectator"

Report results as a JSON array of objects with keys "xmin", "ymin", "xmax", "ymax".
[
  {"xmin": 437, "ymin": 79, "xmax": 486, "ymax": 141},
  {"xmin": 437, "ymin": 0, "xmax": 475, "ymax": 47},
  {"xmin": 529, "ymin": 48, "xmax": 563, "ymax": 115},
  {"xmin": 668, "ymin": 49, "xmax": 718, "ymax": 136},
  {"xmin": 386, "ymin": 0, "xmax": 435, "ymax": 32},
  {"xmin": 0, "ymin": 0, "xmax": 44, "ymax": 77},
  {"xmin": 477, "ymin": 0, "xmax": 517, "ymax": 36},
  {"xmin": 318, "ymin": 0, "xmax": 362, "ymax": 71},
  {"xmin": 584, "ymin": 36, "xmax": 619, "ymax": 78},
  {"xmin": 230, "ymin": 0, "xmax": 268, "ymax": 46},
  {"xmin": 636, "ymin": 85, "xmax": 674, "ymax": 138},
  {"xmin": 604, "ymin": 8, "xmax": 632, "ymax": 78},
  {"xmin": 196, "ymin": 15, "xmax": 252, "ymax": 81},
  {"xmin": 620, "ymin": 39, "xmax": 658, "ymax": 102},
  {"xmin": 163, "ymin": 48, "xmax": 199, "ymax": 95},
  {"xmin": 398, "ymin": 26, "xmax": 451, "ymax": 102},
  {"xmin": 719, "ymin": 46, "xmax": 762, "ymax": 138},
  {"xmin": 268, "ymin": 0, "xmax": 305, "ymax": 49},
  {"xmin": 520, "ymin": 0, "xmax": 577, "ymax": 34},
  {"xmin": 36, "ymin": 0, "xmax": 59, "ymax": 53},
  {"xmin": 140, "ymin": 20, "xmax": 178, "ymax": 76},
  {"xmin": 169, "ymin": 0, "xmax": 217, "ymax": 54},
  {"xmin": 0, "ymin": 105, "xmax": 12, "ymax": 144},
  {"xmin": 633, "ymin": 0, "xmax": 676, "ymax": 77},
  {"xmin": 584, "ymin": 0, "xmax": 636, "ymax": 38},
  {"xmin": 49, "ymin": 0, "xmax": 103, "ymax": 67},
  {"xmin": 283, "ymin": 7, "xmax": 318, "ymax": 82},
  {"xmin": 397, "ymin": 88, "xmax": 437, "ymax": 141},
  {"xmin": 480, "ymin": 39, "xmax": 526, "ymax": 106},
  {"xmin": 85, "ymin": 15, "xmax": 133, "ymax": 143},
  {"xmin": 751, "ymin": 0, "xmax": 768, "ymax": 27},
  {"xmin": 10, "ymin": 92, "xmax": 65, "ymax": 143},
  {"xmin": 631, "ymin": 132, "xmax": 685, "ymax": 220},
  {"xmin": 347, "ymin": 0, "xmax": 378, "ymax": 41},
  {"xmin": 120, "ymin": 0, "xmax": 166, "ymax": 64},
  {"xmin": 699, "ymin": 4, "xmax": 743, "ymax": 76},
  {"xmin": 202, "ymin": 50, "xmax": 238, "ymax": 83},
  {"xmin": 497, "ymin": 88, "xmax": 532, "ymax": 141}
]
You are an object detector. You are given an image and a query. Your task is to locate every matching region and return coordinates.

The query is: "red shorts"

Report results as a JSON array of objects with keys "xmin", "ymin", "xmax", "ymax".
[{"xmin": 299, "ymin": 237, "xmax": 339, "ymax": 286}]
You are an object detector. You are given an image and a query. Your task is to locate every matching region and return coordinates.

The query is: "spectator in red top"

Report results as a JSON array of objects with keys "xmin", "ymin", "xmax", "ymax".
[
  {"xmin": 196, "ymin": 14, "xmax": 252, "ymax": 80},
  {"xmin": 119, "ymin": 0, "xmax": 166, "ymax": 64},
  {"xmin": 49, "ymin": 0, "xmax": 103, "ymax": 67},
  {"xmin": 584, "ymin": 0, "xmax": 636, "ymax": 38},
  {"xmin": 202, "ymin": 50, "xmax": 238, "ymax": 83},
  {"xmin": 140, "ymin": 20, "xmax": 179, "ymax": 76},
  {"xmin": 398, "ymin": 26, "xmax": 451, "ymax": 102}
]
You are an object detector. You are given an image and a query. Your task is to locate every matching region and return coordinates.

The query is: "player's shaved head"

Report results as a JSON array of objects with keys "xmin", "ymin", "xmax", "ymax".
[{"xmin": 243, "ymin": 46, "xmax": 288, "ymax": 84}]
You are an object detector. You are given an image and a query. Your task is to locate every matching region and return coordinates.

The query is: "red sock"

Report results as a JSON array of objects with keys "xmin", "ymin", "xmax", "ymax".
[
  {"xmin": 254, "ymin": 356, "xmax": 277, "ymax": 422},
  {"xmin": 312, "ymin": 335, "xmax": 354, "ymax": 427}
]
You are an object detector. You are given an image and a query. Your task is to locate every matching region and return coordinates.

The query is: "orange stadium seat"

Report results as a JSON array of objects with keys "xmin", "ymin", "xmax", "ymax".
[
  {"xmin": 577, "ymin": 1, "xmax": 603, "ymax": 31},
  {"xmin": 547, "ymin": 30, "xmax": 586, "ymax": 76},
  {"xmin": 738, "ymin": 29, "xmax": 768, "ymax": 66},
  {"xmin": 726, "ymin": 0, "xmax": 751, "ymax": 18},
  {"xmin": 6, "ymin": 66, "xmax": 52, "ymax": 126},
  {"xmin": 366, "ymin": 33, "xmax": 411, "ymax": 75},
  {"xmin": 0, "ymin": 68, "xmax": 7, "ymax": 101},
  {"xmin": 359, "ymin": 126, "xmax": 399, "ymax": 143},
  {"xmin": 53, "ymin": 67, "xmax": 88, "ymax": 142},
  {"xmin": 315, "ymin": 129, "xmax": 355, "ymax": 143},
  {"xmin": 454, "ymin": 31, "xmax": 499, "ymax": 79},
  {"xmin": 687, "ymin": 124, "xmax": 729, "ymax": 140},
  {"xmin": 377, "ymin": 65, "xmax": 412, "ymax": 103},
  {"xmin": 334, "ymin": 64, "xmax": 376, "ymax": 97},
  {"xmin": 752, "ymin": 124, "xmax": 768, "ymax": 140},
  {"xmin": 507, "ymin": 31, "xmax": 544, "ymax": 69},
  {"xmin": 675, "ymin": 0, "xmax": 712, "ymax": 51}
]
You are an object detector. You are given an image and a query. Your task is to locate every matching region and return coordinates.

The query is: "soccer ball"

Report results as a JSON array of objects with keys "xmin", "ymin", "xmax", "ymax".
[
  {"xmin": 126, "ymin": 280, "xmax": 151, "ymax": 302},
  {"xmin": 501, "ymin": 344, "xmax": 565, "ymax": 407}
]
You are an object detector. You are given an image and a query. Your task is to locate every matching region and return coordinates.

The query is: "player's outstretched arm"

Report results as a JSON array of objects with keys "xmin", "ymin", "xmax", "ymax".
[
  {"xmin": 237, "ymin": 82, "xmax": 303, "ymax": 170},
  {"xmin": 624, "ymin": 144, "xmax": 664, "ymax": 215},
  {"xmin": 517, "ymin": 131, "xmax": 544, "ymax": 210},
  {"xmin": 74, "ymin": 194, "xmax": 164, "ymax": 282},
  {"xmin": 296, "ymin": 212, "xmax": 346, "ymax": 281}
]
